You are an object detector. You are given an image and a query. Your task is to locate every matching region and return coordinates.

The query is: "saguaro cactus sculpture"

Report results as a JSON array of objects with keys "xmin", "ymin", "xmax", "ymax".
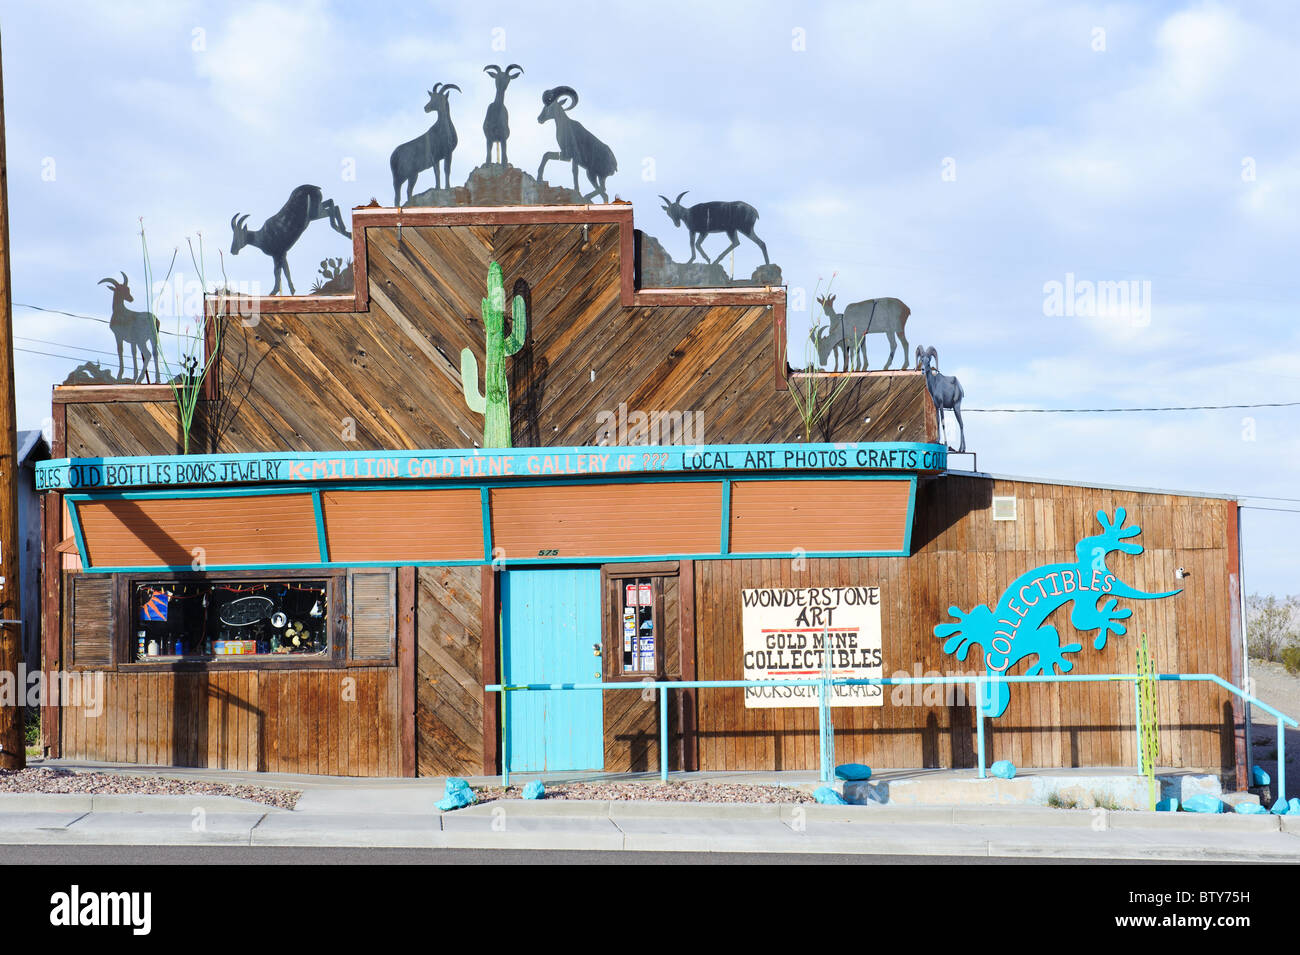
[{"xmin": 461, "ymin": 261, "xmax": 527, "ymax": 447}]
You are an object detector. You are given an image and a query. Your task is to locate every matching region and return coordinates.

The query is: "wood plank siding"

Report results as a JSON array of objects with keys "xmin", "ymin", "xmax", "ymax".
[
  {"xmin": 414, "ymin": 565, "xmax": 484, "ymax": 777},
  {"xmin": 76, "ymin": 494, "xmax": 319, "ymax": 568},
  {"xmin": 728, "ymin": 478, "xmax": 913, "ymax": 554},
  {"xmin": 490, "ymin": 482, "xmax": 723, "ymax": 558},
  {"xmin": 322, "ymin": 489, "xmax": 483, "ymax": 563},
  {"xmin": 58, "ymin": 666, "xmax": 399, "ymax": 775},
  {"xmin": 693, "ymin": 476, "xmax": 1241, "ymax": 775}
]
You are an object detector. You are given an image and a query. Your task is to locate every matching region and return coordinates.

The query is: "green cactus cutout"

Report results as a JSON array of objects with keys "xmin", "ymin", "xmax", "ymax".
[{"xmin": 461, "ymin": 261, "xmax": 527, "ymax": 448}]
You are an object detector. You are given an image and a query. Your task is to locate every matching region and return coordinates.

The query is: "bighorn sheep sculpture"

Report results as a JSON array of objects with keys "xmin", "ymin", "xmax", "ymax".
[
  {"xmin": 482, "ymin": 64, "xmax": 523, "ymax": 165},
  {"xmin": 916, "ymin": 345, "xmax": 966, "ymax": 452},
  {"xmin": 97, "ymin": 272, "xmax": 159, "ymax": 383},
  {"xmin": 230, "ymin": 184, "xmax": 351, "ymax": 295},
  {"xmin": 537, "ymin": 85, "xmax": 617, "ymax": 202},
  {"xmin": 660, "ymin": 192, "xmax": 769, "ymax": 267},
  {"xmin": 391, "ymin": 82, "xmax": 461, "ymax": 204}
]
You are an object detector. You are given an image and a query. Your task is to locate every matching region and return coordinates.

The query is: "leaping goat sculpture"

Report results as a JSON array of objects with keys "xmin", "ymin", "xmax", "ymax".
[
  {"xmin": 391, "ymin": 82, "xmax": 461, "ymax": 205},
  {"xmin": 230, "ymin": 184, "xmax": 351, "ymax": 295},
  {"xmin": 916, "ymin": 345, "xmax": 966, "ymax": 453},
  {"xmin": 659, "ymin": 192, "xmax": 769, "ymax": 267},
  {"xmin": 482, "ymin": 64, "xmax": 523, "ymax": 165},
  {"xmin": 537, "ymin": 85, "xmax": 618, "ymax": 202}
]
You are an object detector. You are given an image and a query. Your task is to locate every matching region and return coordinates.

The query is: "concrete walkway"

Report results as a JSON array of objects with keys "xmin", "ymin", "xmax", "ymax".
[{"xmin": 0, "ymin": 760, "xmax": 1294, "ymax": 860}]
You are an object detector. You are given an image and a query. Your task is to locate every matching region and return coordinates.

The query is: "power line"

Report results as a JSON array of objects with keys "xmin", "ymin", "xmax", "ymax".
[
  {"xmin": 14, "ymin": 302, "xmax": 185, "ymax": 337},
  {"xmin": 15, "ymin": 336, "xmax": 120, "ymax": 358},
  {"xmin": 14, "ymin": 346, "xmax": 104, "ymax": 363},
  {"xmin": 966, "ymin": 401, "xmax": 1300, "ymax": 413}
]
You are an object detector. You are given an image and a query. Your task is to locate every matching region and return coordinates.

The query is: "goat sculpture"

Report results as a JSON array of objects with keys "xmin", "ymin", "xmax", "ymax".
[
  {"xmin": 811, "ymin": 294, "xmax": 856, "ymax": 371},
  {"xmin": 660, "ymin": 192, "xmax": 769, "ymax": 267},
  {"xmin": 537, "ymin": 85, "xmax": 617, "ymax": 202},
  {"xmin": 97, "ymin": 272, "xmax": 159, "ymax": 383},
  {"xmin": 916, "ymin": 345, "xmax": 966, "ymax": 453},
  {"xmin": 817, "ymin": 293, "xmax": 910, "ymax": 370},
  {"xmin": 482, "ymin": 64, "xmax": 523, "ymax": 165},
  {"xmin": 391, "ymin": 82, "xmax": 461, "ymax": 205},
  {"xmin": 230, "ymin": 184, "xmax": 351, "ymax": 296}
]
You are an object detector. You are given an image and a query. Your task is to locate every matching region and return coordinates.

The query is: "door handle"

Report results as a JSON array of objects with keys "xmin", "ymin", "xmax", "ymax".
[{"xmin": 592, "ymin": 643, "xmax": 602, "ymax": 657}]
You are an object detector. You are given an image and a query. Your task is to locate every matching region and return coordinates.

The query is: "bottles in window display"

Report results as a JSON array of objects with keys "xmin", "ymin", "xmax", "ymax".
[{"xmin": 132, "ymin": 579, "xmax": 329, "ymax": 658}]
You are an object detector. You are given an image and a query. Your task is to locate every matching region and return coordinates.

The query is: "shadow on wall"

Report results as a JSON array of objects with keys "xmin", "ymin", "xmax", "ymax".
[
  {"xmin": 907, "ymin": 475, "xmax": 995, "ymax": 553},
  {"xmin": 171, "ymin": 675, "xmax": 267, "ymax": 772}
]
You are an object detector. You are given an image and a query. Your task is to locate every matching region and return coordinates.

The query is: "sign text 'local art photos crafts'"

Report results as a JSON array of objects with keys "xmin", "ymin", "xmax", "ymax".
[
  {"xmin": 741, "ymin": 586, "xmax": 884, "ymax": 709},
  {"xmin": 34, "ymin": 443, "xmax": 947, "ymax": 490}
]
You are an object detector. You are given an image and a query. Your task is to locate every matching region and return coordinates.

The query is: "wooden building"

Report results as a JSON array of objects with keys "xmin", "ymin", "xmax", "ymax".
[{"xmin": 35, "ymin": 204, "xmax": 1247, "ymax": 784}]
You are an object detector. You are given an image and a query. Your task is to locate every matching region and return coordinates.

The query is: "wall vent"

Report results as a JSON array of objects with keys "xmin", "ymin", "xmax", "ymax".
[{"xmin": 991, "ymin": 496, "xmax": 1017, "ymax": 522}]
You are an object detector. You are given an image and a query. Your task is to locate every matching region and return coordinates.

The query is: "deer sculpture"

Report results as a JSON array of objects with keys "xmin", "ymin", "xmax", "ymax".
[
  {"xmin": 230, "ymin": 184, "xmax": 351, "ymax": 295},
  {"xmin": 916, "ymin": 345, "xmax": 966, "ymax": 452},
  {"xmin": 660, "ymin": 192, "xmax": 769, "ymax": 267},
  {"xmin": 537, "ymin": 85, "xmax": 618, "ymax": 202},
  {"xmin": 482, "ymin": 64, "xmax": 523, "ymax": 165},
  {"xmin": 97, "ymin": 272, "xmax": 159, "ymax": 383},
  {"xmin": 391, "ymin": 82, "xmax": 461, "ymax": 204},
  {"xmin": 817, "ymin": 293, "xmax": 911, "ymax": 370}
]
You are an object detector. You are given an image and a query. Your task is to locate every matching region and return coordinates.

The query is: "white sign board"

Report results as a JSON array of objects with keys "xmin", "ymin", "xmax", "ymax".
[{"xmin": 741, "ymin": 586, "xmax": 884, "ymax": 709}]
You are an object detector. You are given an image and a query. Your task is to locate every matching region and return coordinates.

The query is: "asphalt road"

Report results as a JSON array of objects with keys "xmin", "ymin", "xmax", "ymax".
[{"xmin": 0, "ymin": 845, "xmax": 1167, "ymax": 864}]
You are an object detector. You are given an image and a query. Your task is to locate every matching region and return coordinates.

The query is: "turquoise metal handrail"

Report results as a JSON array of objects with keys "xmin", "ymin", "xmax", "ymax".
[{"xmin": 485, "ymin": 672, "xmax": 1297, "ymax": 798}]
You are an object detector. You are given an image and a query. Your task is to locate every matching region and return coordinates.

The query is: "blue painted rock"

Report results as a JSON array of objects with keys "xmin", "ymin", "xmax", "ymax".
[
  {"xmin": 1271, "ymin": 798, "xmax": 1289, "ymax": 814},
  {"xmin": 990, "ymin": 760, "xmax": 1017, "ymax": 780},
  {"xmin": 835, "ymin": 763, "xmax": 872, "ymax": 782},
  {"xmin": 522, "ymin": 780, "xmax": 545, "ymax": 800},
  {"xmin": 1251, "ymin": 765, "xmax": 1271, "ymax": 786},
  {"xmin": 1289, "ymin": 797, "xmax": 1300, "ymax": 815},
  {"xmin": 436, "ymin": 776, "xmax": 478, "ymax": 811},
  {"xmin": 1155, "ymin": 797, "xmax": 1179, "ymax": 812},
  {"xmin": 813, "ymin": 786, "xmax": 848, "ymax": 805},
  {"xmin": 1182, "ymin": 794, "xmax": 1223, "ymax": 814},
  {"xmin": 437, "ymin": 788, "xmax": 476, "ymax": 811},
  {"xmin": 1234, "ymin": 802, "xmax": 1267, "ymax": 814}
]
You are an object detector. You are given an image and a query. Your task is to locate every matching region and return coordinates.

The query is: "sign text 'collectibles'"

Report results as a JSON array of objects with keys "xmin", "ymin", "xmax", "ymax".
[
  {"xmin": 741, "ymin": 587, "xmax": 884, "ymax": 709},
  {"xmin": 35, "ymin": 443, "xmax": 946, "ymax": 491}
]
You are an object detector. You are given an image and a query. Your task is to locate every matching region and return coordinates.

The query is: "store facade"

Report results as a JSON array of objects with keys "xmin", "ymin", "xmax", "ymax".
[{"xmin": 35, "ymin": 205, "xmax": 1247, "ymax": 783}]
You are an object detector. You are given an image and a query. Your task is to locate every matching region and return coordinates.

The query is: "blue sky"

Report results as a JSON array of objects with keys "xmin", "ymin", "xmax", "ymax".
[{"xmin": 3, "ymin": 0, "xmax": 1298, "ymax": 594}]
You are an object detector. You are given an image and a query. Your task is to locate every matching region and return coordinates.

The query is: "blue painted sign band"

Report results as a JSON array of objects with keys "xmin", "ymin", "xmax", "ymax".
[{"xmin": 36, "ymin": 442, "xmax": 947, "ymax": 492}]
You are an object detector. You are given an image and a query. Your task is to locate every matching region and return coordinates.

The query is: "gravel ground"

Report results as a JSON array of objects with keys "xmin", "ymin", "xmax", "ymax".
[
  {"xmin": 473, "ymin": 781, "xmax": 814, "ymax": 804},
  {"xmin": 0, "ymin": 767, "xmax": 300, "ymax": 810}
]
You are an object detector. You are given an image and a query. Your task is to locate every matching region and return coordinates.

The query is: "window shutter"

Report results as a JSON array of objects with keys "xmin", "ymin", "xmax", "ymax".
[
  {"xmin": 68, "ymin": 574, "xmax": 114, "ymax": 667},
  {"xmin": 348, "ymin": 569, "xmax": 395, "ymax": 662}
]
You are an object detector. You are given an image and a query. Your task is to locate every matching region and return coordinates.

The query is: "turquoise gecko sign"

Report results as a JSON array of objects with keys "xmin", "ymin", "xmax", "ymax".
[{"xmin": 934, "ymin": 507, "xmax": 1180, "ymax": 718}]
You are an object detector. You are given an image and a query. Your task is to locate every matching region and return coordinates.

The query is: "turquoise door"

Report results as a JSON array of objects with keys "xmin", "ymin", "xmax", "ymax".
[{"xmin": 502, "ymin": 568, "xmax": 604, "ymax": 772}]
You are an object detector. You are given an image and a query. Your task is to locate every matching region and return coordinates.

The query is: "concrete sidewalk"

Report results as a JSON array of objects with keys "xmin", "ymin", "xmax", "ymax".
[
  {"xmin": 0, "ymin": 792, "xmax": 1298, "ymax": 860},
  {"xmin": 2, "ymin": 759, "xmax": 1293, "ymax": 860}
]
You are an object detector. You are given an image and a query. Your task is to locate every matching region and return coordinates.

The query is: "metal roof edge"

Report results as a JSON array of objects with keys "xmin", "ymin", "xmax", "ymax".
[{"xmin": 938, "ymin": 469, "xmax": 1240, "ymax": 502}]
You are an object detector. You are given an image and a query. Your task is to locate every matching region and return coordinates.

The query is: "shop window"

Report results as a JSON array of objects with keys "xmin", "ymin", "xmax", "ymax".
[
  {"xmin": 128, "ymin": 577, "xmax": 331, "ymax": 661},
  {"xmin": 602, "ymin": 564, "xmax": 679, "ymax": 680}
]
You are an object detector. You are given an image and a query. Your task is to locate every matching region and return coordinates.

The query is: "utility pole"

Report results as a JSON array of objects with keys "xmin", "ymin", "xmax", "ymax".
[{"xmin": 0, "ymin": 30, "xmax": 26, "ymax": 770}]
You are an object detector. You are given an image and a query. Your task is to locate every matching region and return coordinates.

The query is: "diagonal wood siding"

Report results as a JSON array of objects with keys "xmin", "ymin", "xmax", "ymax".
[
  {"xmin": 415, "ymin": 565, "xmax": 484, "ymax": 777},
  {"xmin": 58, "ymin": 209, "xmax": 934, "ymax": 460}
]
